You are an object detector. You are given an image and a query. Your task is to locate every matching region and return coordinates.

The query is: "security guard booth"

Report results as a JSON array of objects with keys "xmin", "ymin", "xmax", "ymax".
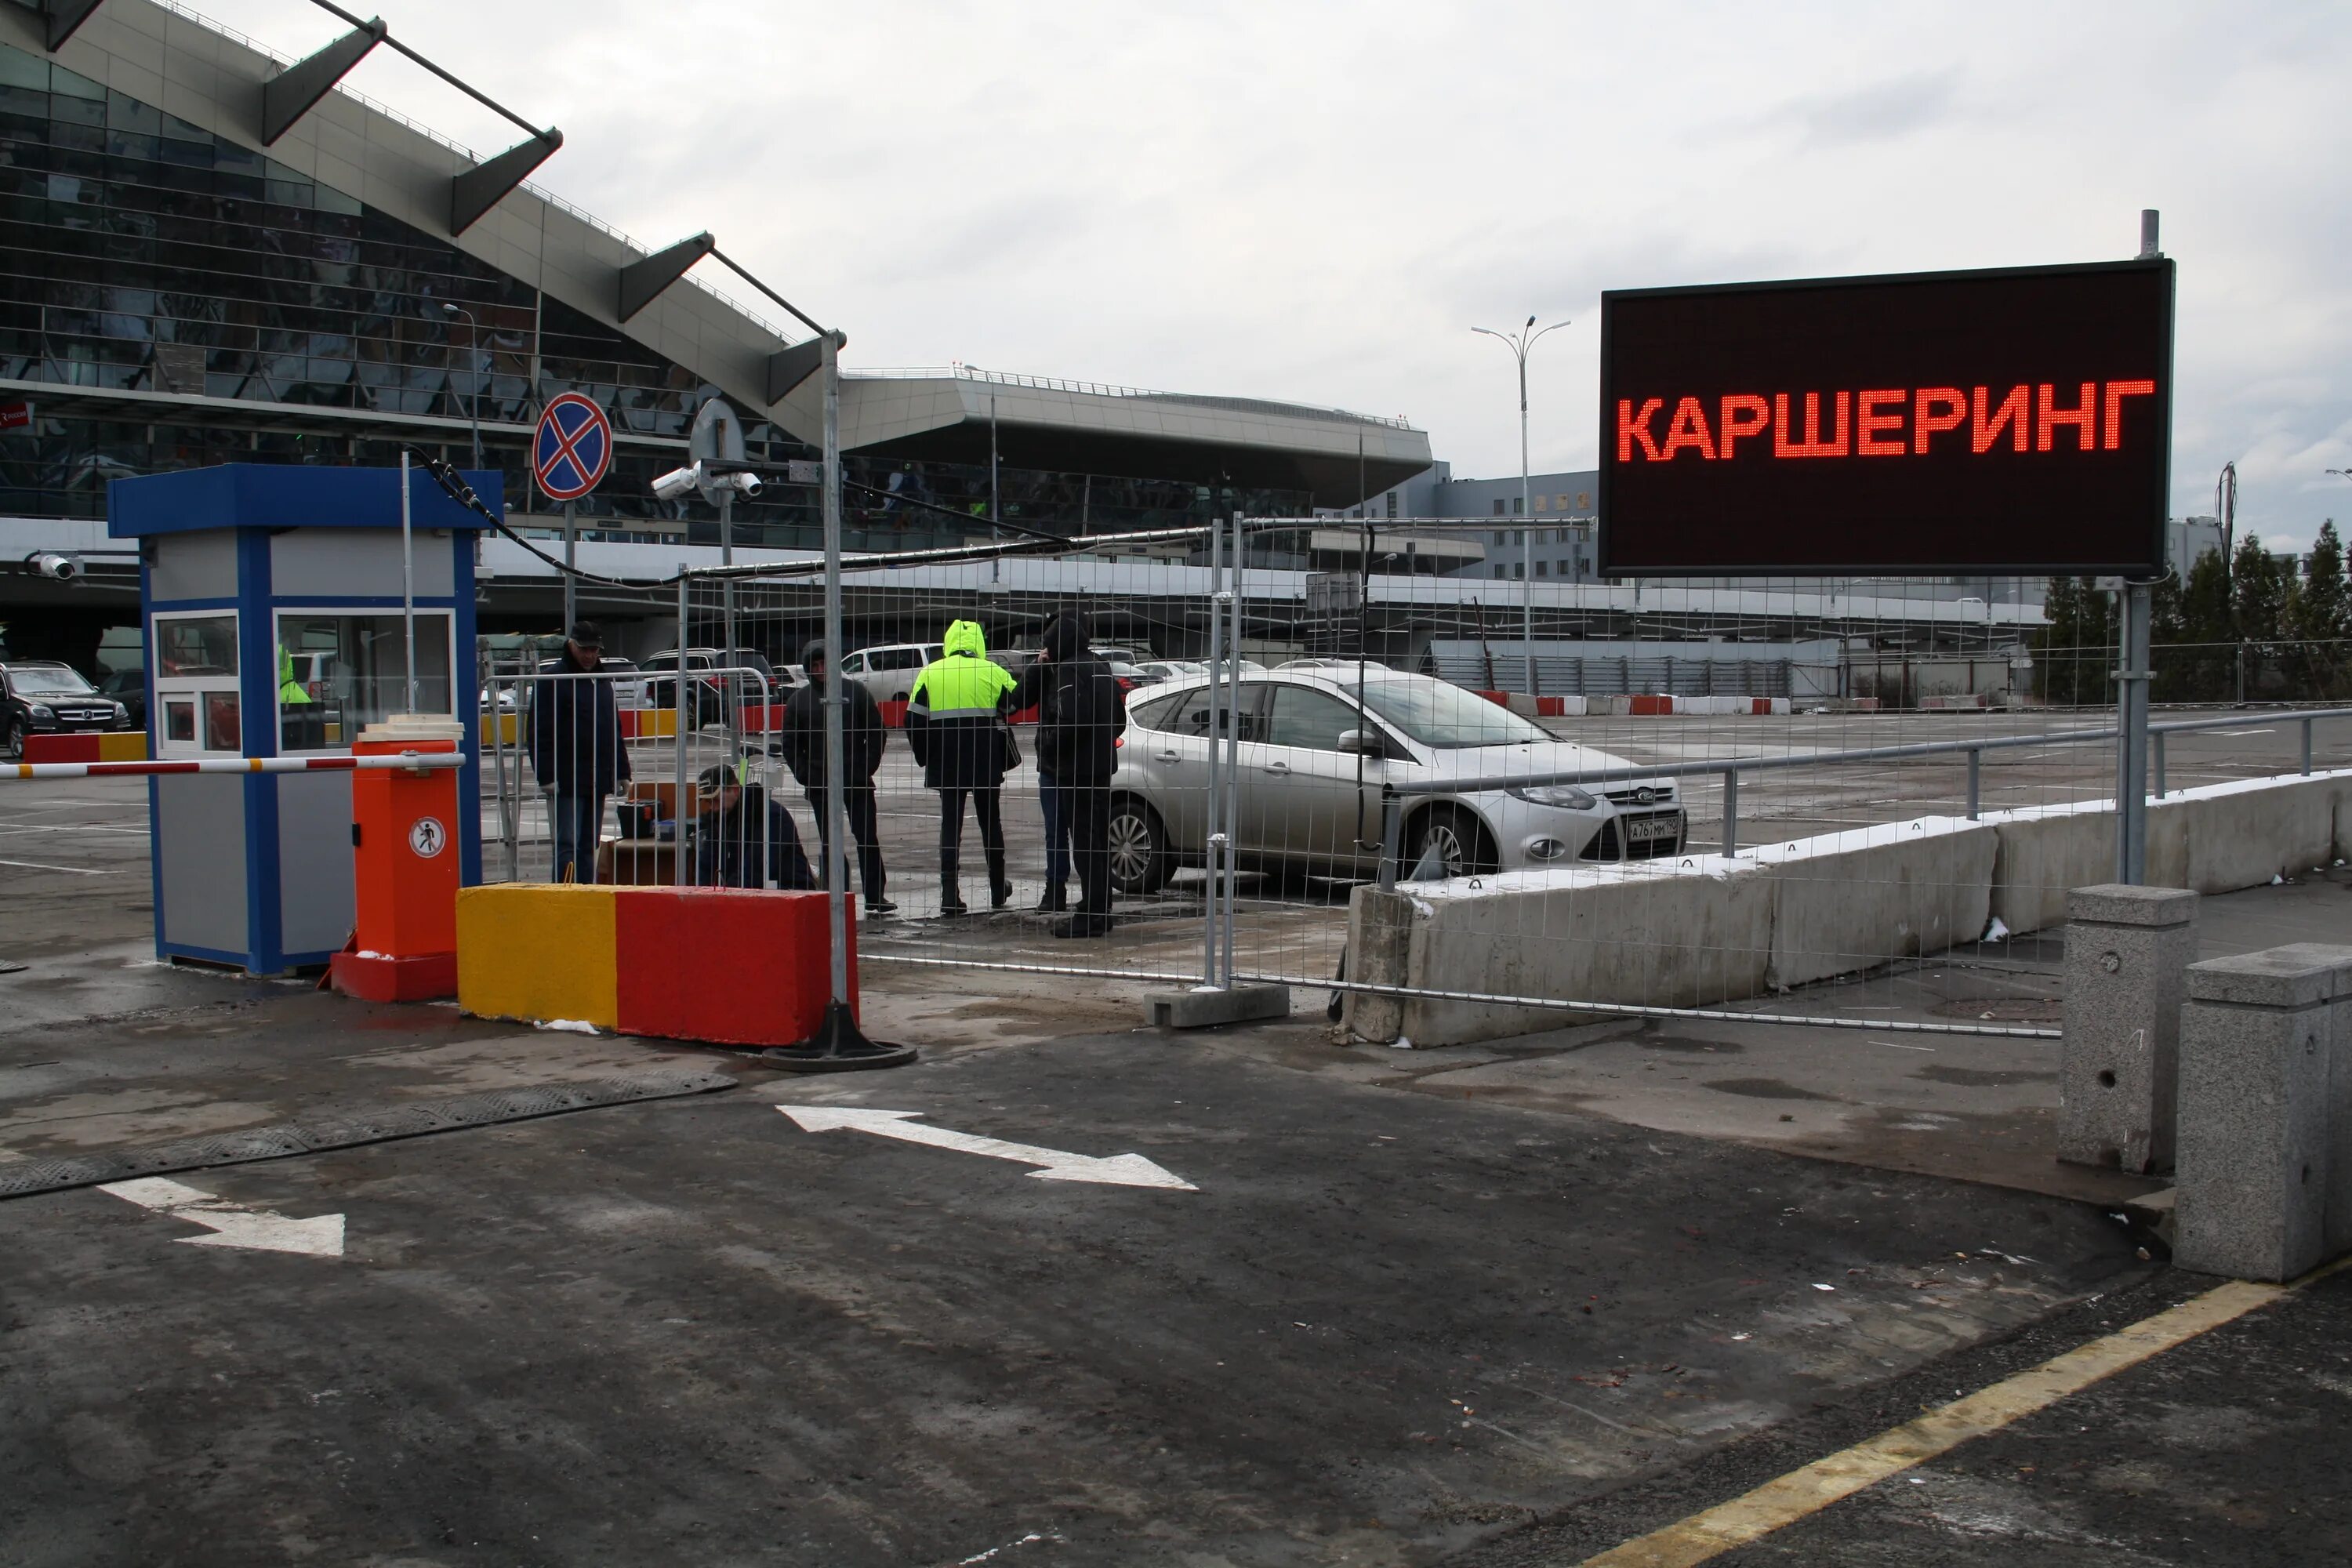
[{"xmin": 109, "ymin": 464, "xmax": 496, "ymax": 973}]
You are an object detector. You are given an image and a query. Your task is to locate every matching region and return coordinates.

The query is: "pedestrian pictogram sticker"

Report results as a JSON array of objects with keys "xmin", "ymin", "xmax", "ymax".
[
  {"xmin": 408, "ymin": 817, "xmax": 448, "ymax": 858},
  {"xmin": 534, "ymin": 393, "xmax": 612, "ymax": 503}
]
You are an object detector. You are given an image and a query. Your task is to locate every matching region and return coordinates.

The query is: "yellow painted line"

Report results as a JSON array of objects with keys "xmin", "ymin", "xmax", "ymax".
[{"xmin": 1576, "ymin": 1260, "xmax": 2349, "ymax": 1567}]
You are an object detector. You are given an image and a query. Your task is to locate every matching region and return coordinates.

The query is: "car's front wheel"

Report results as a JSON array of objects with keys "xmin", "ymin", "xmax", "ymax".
[
  {"xmin": 2, "ymin": 718, "xmax": 23, "ymax": 760},
  {"xmin": 1406, "ymin": 803, "xmax": 1499, "ymax": 880},
  {"xmin": 1106, "ymin": 796, "xmax": 1171, "ymax": 895}
]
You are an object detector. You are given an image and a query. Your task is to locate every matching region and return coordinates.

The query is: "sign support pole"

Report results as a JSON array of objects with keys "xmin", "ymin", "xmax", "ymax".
[
  {"xmin": 2114, "ymin": 208, "xmax": 2164, "ymax": 887},
  {"xmin": 400, "ymin": 448, "xmax": 418, "ymax": 713},
  {"xmin": 768, "ymin": 330, "xmax": 913, "ymax": 1073},
  {"xmin": 2115, "ymin": 580, "xmax": 2152, "ymax": 884},
  {"xmin": 561, "ymin": 500, "xmax": 576, "ymax": 633}
]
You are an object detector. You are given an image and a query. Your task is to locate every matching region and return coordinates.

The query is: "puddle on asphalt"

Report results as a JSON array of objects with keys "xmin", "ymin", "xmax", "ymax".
[
  {"xmin": 1916, "ymin": 1065, "xmax": 2059, "ymax": 1087},
  {"xmin": 1702, "ymin": 1077, "xmax": 1834, "ymax": 1100}
]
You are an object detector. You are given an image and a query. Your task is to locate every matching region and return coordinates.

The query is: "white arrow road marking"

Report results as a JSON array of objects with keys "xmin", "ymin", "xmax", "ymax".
[
  {"xmin": 98, "ymin": 1176, "xmax": 347, "ymax": 1258},
  {"xmin": 777, "ymin": 1106, "xmax": 1196, "ymax": 1190}
]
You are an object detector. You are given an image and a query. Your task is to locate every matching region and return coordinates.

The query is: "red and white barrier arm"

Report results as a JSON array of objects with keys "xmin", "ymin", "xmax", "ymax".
[{"xmin": 5, "ymin": 751, "xmax": 470, "ymax": 782}]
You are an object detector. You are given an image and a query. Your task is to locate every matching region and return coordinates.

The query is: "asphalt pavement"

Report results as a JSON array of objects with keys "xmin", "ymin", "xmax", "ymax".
[
  {"xmin": 0, "ymin": 1033, "xmax": 2151, "ymax": 1567},
  {"xmin": 4, "ymin": 710, "xmax": 2349, "ymax": 1565}
]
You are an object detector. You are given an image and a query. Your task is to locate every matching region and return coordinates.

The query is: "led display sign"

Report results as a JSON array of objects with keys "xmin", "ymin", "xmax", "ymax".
[{"xmin": 1596, "ymin": 259, "xmax": 2175, "ymax": 576}]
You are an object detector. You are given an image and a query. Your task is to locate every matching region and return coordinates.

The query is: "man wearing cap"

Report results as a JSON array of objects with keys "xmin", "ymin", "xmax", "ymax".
[
  {"xmin": 529, "ymin": 622, "xmax": 629, "ymax": 884},
  {"xmin": 777, "ymin": 639, "xmax": 892, "ymax": 915}
]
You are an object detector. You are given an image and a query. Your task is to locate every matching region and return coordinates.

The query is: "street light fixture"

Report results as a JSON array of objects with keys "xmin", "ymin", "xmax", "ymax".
[
  {"xmin": 439, "ymin": 302, "xmax": 484, "ymax": 471},
  {"xmin": 1473, "ymin": 314, "xmax": 1572, "ymax": 695}
]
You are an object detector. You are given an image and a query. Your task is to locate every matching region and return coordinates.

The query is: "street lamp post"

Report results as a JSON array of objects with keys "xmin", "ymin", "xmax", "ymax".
[
  {"xmin": 1473, "ymin": 315, "xmax": 1571, "ymax": 695},
  {"xmin": 440, "ymin": 303, "xmax": 485, "ymax": 472}
]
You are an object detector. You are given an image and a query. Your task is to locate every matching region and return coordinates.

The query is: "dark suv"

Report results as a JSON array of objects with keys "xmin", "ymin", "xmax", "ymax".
[{"xmin": 2, "ymin": 662, "xmax": 132, "ymax": 757}]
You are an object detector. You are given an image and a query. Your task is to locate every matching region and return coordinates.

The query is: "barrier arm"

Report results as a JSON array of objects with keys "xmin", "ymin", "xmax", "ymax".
[{"xmin": 7, "ymin": 751, "xmax": 467, "ymax": 781}]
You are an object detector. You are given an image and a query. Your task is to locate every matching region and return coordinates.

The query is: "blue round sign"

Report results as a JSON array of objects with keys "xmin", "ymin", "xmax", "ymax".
[{"xmin": 533, "ymin": 392, "xmax": 612, "ymax": 503}]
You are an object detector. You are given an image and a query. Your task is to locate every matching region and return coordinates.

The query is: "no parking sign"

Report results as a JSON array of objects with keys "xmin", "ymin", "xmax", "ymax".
[{"xmin": 534, "ymin": 393, "xmax": 612, "ymax": 503}]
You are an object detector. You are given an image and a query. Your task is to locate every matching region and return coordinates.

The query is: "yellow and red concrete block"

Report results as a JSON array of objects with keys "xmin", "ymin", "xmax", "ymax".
[
  {"xmin": 456, "ymin": 884, "xmax": 856, "ymax": 1047},
  {"xmin": 23, "ymin": 732, "xmax": 147, "ymax": 764}
]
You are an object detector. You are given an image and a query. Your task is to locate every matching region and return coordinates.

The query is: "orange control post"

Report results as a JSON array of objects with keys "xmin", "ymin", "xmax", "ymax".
[{"xmin": 330, "ymin": 716, "xmax": 466, "ymax": 1002}]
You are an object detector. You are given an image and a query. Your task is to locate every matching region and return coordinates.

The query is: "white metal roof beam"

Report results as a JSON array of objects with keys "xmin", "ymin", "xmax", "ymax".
[{"xmin": 260, "ymin": 17, "xmax": 387, "ymax": 145}]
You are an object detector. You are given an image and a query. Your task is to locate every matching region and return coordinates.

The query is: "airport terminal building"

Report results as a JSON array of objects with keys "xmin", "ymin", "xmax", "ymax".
[{"xmin": 0, "ymin": 0, "xmax": 1430, "ymax": 664}]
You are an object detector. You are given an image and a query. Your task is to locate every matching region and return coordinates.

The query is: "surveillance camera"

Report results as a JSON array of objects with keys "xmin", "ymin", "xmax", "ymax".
[
  {"xmin": 27, "ymin": 552, "xmax": 78, "ymax": 582},
  {"xmin": 727, "ymin": 470, "xmax": 762, "ymax": 498},
  {"xmin": 651, "ymin": 465, "xmax": 699, "ymax": 503}
]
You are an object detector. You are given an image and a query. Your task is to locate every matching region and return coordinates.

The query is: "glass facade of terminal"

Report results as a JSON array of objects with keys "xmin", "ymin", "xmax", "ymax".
[{"xmin": 0, "ymin": 42, "xmax": 1302, "ymax": 544}]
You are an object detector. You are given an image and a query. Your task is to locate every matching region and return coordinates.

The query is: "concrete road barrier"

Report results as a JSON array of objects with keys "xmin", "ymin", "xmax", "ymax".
[
  {"xmin": 1347, "ymin": 770, "xmax": 2351, "ymax": 1049},
  {"xmin": 2174, "ymin": 947, "xmax": 2345, "ymax": 1281},
  {"xmin": 1344, "ymin": 860, "xmax": 1773, "ymax": 1045},
  {"xmin": 458, "ymin": 884, "xmax": 853, "ymax": 1047},
  {"xmin": 1751, "ymin": 819, "xmax": 1995, "ymax": 993},
  {"xmin": 2176, "ymin": 775, "xmax": 2343, "ymax": 894},
  {"xmin": 2059, "ymin": 884, "xmax": 2198, "ymax": 1174},
  {"xmin": 1989, "ymin": 800, "xmax": 2190, "ymax": 935}
]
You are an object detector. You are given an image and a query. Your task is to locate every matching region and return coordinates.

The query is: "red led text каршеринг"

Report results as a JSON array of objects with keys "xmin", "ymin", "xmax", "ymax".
[{"xmin": 1614, "ymin": 381, "xmax": 2158, "ymax": 464}]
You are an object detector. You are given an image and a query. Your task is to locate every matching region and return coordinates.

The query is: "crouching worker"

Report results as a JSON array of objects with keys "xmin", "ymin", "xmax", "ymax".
[{"xmin": 693, "ymin": 760, "xmax": 815, "ymax": 890}]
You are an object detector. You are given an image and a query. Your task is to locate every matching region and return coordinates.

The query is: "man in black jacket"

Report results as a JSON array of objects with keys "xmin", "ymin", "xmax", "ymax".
[
  {"xmin": 529, "ymin": 622, "xmax": 629, "ymax": 884},
  {"xmin": 776, "ymin": 640, "xmax": 893, "ymax": 915},
  {"xmin": 1015, "ymin": 611, "xmax": 1126, "ymax": 938}
]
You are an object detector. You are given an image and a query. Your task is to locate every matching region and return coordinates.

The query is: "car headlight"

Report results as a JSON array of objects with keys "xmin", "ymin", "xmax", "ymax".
[
  {"xmin": 110, "ymin": 702, "xmax": 127, "ymax": 720},
  {"xmin": 29, "ymin": 703, "xmax": 53, "ymax": 720},
  {"xmin": 1508, "ymin": 782, "xmax": 1597, "ymax": 810}
]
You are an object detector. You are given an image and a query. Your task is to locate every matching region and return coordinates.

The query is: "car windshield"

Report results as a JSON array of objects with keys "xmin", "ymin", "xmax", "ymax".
[
  {"xmin": 1343, "ymin": 676, "xmax": 1552, "ymax": 749},
  {"xmin": 10, "ymin": 667, "xmax": 96, "ymax": 697}
]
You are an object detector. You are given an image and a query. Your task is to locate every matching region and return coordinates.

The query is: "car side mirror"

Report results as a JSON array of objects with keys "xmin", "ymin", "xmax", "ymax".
[{"xmin": 1337, "ymin": 729, "xmax": 1382, "ymax": 757}]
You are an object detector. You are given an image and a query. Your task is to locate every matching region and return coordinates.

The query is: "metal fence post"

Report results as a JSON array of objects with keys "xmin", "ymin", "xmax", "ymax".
[
  {"xmin": 673, "ymin": 572, "xmax": 689, "ymax": 887},
  {"xmin": 1223, "ymin": 510, "xmax": 1243, "ymax": 985},
  {"xmin": 1720, "ymin": 768, "xmax": 1738, "ymax": 857},
  {"xmin": 1377, "ymin": 789, "xmax": 1402, "ymax": 891},
  {"xmin": 1965, "ymin": 747, "xmax": 1981, "ymax": 820},
  {"xmin": 1203, "ymin": 514, "xmax": 1225, "ymax": 988},
  {"xmin": 2303, "ymin": 717, "xmax": 2314, "ymax": 776},
  {"xmin": 2152, "ymin": 731, "xmax": 2167, "ymax": 798}
]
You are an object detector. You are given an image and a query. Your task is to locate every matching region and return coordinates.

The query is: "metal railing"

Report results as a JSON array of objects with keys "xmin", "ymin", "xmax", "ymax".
[
  {"xmin": 478, "ymin": 664, "xmax": 775, "ymax": 886},
  {"xmin": 1372, "ymin": 705, "xmax": 2352, "ymax": 888}
]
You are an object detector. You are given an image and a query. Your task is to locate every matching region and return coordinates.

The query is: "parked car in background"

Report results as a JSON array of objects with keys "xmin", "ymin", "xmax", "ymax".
[
  {"xmin": 1131, "ymin": 659, "xmax": 1206, "ymax": 685},
  {"xmin": 503, "ymin": 656, "xmax": 644, "ymax": 712},
  {"xmin": 2, "ymin": 662, "xmax": 131, "ymax": 757},
  {"xmin": 1276, "ymin": 656, "xmax": 1390, "ymax": 673},
  {"xmin": 840, "ymin": 642, "xmax": 942, "ymax": 703},
  {"xmin": 100, "ymin": 667, "xmax": 146, "ymax": 729},
  {"xmin": 1103, "ymin": 670, "xmax": 1684, "ymax": 894},
  {"xmin": 642, "ymin": 647, "xmax": 780, "ymax": 701}
]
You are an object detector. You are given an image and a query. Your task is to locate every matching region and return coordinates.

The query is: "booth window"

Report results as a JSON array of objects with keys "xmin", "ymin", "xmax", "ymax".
[
  {"xmin": 203, "ymin": 692, "xmax": 241, "ymax": 751},
  {"xmin": 274, "ymin": 612, "xmax": 452, "ymax": 751},
  {"xmin": 157, "ymin": 615, "xmax": 237, "ymax": 679},
  {"xmin": 151, "ymin": 612, "xmax": 241, "ymax": 757}
]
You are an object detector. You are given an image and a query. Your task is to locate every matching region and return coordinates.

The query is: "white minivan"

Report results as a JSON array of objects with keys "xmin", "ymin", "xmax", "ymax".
[{"xmin": 838, "ymin": 643, "xmax": 942, "ymax": 703}]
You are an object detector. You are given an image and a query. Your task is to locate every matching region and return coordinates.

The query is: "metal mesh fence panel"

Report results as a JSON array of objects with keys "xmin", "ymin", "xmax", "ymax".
[{"xmin": 474, "ymin": 519, "xmax": 2352, "ymax": 1042}]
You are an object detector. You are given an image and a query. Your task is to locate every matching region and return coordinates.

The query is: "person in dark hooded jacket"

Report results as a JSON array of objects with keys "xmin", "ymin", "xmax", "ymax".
[
  {"xmin": 1010, "ymin": 611, "xmax": 1126, "ymax": 937},
  {"xmin": 776, "ymin": 640, "xmax": 892, "ymax": 915}
]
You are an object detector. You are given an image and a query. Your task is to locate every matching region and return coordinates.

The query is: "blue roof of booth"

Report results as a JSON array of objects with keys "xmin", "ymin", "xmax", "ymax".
[{"xmin": 106, "ymin": 463, "xmax": 504, "ymax": 538}]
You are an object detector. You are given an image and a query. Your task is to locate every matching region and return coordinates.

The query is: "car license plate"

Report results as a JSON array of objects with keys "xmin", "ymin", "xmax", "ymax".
[{"xmin": 1624, "ymin": 815, "xmax": 1677, "ymax": 843}]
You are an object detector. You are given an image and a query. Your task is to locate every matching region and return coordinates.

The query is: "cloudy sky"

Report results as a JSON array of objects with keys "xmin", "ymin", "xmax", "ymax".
[{"xmin": 220, "ymin": 0, "xmax": 2352, "ymax": 550}]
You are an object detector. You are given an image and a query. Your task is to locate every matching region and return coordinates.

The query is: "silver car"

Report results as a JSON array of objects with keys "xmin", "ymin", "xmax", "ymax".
[{"xmin": 1107, "ymin": 671, "xmax": 1685, "ymax": 893}]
